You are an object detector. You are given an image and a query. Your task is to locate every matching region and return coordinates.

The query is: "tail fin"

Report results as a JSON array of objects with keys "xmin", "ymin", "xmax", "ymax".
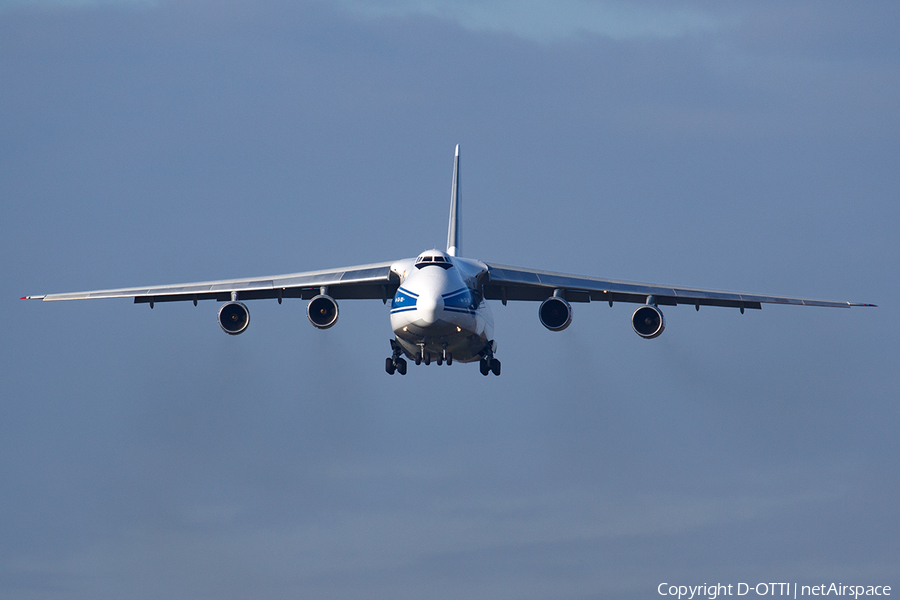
[{"xmin": 446, "ymin": 144, "xmax": 461, "ymax": 257}]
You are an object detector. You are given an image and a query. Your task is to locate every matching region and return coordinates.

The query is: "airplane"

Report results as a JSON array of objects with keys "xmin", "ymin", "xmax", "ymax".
[{"xmin": 23, "ymin": 146, "xmax": 874, "ymax": 376}]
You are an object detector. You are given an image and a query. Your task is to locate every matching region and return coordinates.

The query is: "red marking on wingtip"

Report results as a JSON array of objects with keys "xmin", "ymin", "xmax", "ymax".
[{"xmin": 20, "ymin": 296, "xmax": 27, "ymax": 300}]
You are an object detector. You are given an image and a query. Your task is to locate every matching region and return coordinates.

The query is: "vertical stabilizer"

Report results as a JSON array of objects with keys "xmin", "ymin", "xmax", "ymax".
[{"xmin": 447, "ymin": 144, "xmax": 461, "ymax": 256}]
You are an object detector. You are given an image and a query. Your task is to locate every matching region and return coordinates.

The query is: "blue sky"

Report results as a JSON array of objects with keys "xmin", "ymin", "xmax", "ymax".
[
  {"xmin": 1, "ymin": 0, "xmax": 730, "ymax": 40},
  {"xmin": 2, "ymin": 1, "xmax": 897, "ymax": 598}
]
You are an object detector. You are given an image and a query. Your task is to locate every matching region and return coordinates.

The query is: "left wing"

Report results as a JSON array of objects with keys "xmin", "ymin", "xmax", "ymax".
[
  {"xmin": 482, "ymin": 263, "xmax": 874, "ymax": 309},
  {"xmin": 24, "ymin": 261, "xmax": 400, "ymax": 305}
]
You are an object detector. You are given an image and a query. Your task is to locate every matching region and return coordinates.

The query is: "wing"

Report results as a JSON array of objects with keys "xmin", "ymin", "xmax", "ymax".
[
  {"xmin": 482, "ymin": 263, "xmax": 874, "ymax": 309},
  {"xmin": 24, "ymin": 261, "xmax": 400, "ymax": 305}
]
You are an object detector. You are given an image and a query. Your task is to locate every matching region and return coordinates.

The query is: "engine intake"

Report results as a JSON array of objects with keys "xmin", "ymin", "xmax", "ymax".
[
  {"xmin": 632, "ymin": 305, "xmax": 665, "ymax": 339},
  {"xmin": 539, "ymin": 296, "xmax": 572, "ymax": 331},
  {"xmin": 218, "ymin": 301, "xmax": 250, "ymax": 335},
  {"xmin": 308, "ymin": 295, "xmax": 339, "ymax": 329}
]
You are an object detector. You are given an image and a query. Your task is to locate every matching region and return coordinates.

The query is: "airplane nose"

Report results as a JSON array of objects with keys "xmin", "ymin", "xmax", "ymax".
[{"xmin": 416, "ymin": 291, "xmax": 444, "ymax": 325}]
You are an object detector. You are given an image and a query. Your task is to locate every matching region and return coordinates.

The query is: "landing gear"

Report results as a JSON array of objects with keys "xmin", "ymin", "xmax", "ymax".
[
  {"xmin": 386, "ymin": 339, "xmax": 482, "ymax": 374},
  {"xmin": 385, "ymin": 356, "xmax": 407, "ymax": 375},
  {"xmin": 478, "ymin": 357, "xmax": 501, "ymax": 376},
  {"xmin": 386, "ymin": 340, "xmax": 408, "ymax": 376},
  {"xmin": 479, "ymin": 342, "xmax": 501, "ymax": 376},
  {"xmin": 415, "ymin": 346, "xmax": 451, "ymax": 366}
]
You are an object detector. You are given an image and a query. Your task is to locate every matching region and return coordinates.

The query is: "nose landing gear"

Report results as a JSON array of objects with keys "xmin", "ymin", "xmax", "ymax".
[
  {"xmin": 414, "ymin": 344, "xmax": 448, "ymax": 367},
  {"xmin": 385, "ymin": 339, "xmax": 494, "ymax": 375}
]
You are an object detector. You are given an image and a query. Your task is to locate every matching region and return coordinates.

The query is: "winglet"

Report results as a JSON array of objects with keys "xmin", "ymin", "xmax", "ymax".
[{"xmin": 446, "ymin": 144, "xmax": 461, "ymax": 257}]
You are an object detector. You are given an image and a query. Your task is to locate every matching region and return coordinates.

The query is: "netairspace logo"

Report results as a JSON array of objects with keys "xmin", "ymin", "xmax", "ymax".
[{"xmin": 658, "ymin": 582, "xmax": 892, "ymax": 600}]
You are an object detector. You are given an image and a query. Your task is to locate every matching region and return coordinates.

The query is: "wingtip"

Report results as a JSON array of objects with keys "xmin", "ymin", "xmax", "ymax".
[{"xmin": 455, "ymin": 144, "xmax": 459, "ymax": 156}]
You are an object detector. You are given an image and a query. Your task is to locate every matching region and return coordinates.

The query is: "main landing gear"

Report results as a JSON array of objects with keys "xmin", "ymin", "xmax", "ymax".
[
  {"xmin": 385, "ymin": 356, "xmax": 407, "ymax": 375},
  {"xmin": 386, "ymin": 340, "xmax": 408, "ymax": 375},
  {"xmin": 479, "ymin": 344, "xmax": 501, "ymax": 377}
]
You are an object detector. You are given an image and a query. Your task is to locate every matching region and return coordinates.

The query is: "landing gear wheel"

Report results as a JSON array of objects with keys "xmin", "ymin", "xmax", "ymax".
[
  {"xmin": 480, "ymin": 358, "xmax": 490, "ymax": 376},
  {"xmin": 490, "ymin": 358, "xmax": 501, "ymax": 376},
  {"xmin": 387, "ymin": 339, "xmax": 407, "ymax": 375},
  {"xmin": 415, "ymin": 355, "xmax": 422, "ymax": 366},
  {"xmin": 424, "ymin": 352, "xmax": 431, "ymax": 366},
  {"xmin": 436, "ymin": 357, "xmax": 443, "ymax": 366},
  {"xmin": 446, "ymin": 353, "xmax": 452, "ymax": 366}
]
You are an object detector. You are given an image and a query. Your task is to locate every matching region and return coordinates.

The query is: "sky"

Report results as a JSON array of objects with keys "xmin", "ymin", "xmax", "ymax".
[{"xmin": 1, "ymin": 1, "xmax": 898, "ymax": 599}]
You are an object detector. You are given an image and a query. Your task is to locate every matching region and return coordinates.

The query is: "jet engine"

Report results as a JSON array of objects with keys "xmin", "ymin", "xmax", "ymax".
[
  {"xmin": 632, "ymin": 304, "xmax": 665, "ymax": 339},
  {"xmin": 539, "ymin": 296, "xmax": 572, "ymax": 331},
  {"xmin": 218, "ymin": 301, "xmax": 250, "ymax": 335},
  {"xmin": 307, "ymin": 294, "xmax": 339, "ymax": 329}
]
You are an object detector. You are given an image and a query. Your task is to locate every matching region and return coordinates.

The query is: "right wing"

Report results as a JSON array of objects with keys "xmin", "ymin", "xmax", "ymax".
[{"xmin": 24, "ymin": 261, "xmax": 400, "ymax": 305}]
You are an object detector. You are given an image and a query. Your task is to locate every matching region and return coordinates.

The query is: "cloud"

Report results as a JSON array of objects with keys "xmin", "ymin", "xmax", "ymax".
[{"xmin": 335, "ymin": 0, "xmax": 733, "ymax": 42}]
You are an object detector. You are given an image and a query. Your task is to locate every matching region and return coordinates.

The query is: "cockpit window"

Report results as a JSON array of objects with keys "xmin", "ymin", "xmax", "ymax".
[{"xmin": 415, "ymin": 253, "xmax": 453, "ymax": 269}]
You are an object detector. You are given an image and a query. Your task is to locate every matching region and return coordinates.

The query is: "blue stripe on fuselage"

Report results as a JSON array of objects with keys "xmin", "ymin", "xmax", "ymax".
[
  {"xmin": 391, "ymin": 287, "xmax": 419, "ymax": 311},
  {"xmin": 442, "ymin": 288, "xmax": 477, "ymax": 311}
]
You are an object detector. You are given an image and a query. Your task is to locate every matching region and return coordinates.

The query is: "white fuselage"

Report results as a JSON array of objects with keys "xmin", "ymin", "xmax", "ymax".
[{"xmin": 389, "ymin": 250, "xmax": 494, "ymax": 363}]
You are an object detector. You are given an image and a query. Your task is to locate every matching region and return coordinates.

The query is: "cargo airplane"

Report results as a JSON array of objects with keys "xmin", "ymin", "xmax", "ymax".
[{"xmin": 24, "ymin": 146, "xmax": 874, "ymax": 376}]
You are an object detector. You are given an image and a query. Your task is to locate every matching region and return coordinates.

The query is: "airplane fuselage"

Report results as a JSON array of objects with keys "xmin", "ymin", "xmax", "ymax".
[{"xmin": 389, "ymin": 250, "xmax": 494, "ymax": 364}]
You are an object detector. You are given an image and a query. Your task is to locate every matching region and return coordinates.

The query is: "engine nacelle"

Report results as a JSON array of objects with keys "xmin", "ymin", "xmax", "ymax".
[
  {"xmin": 218, "ymin": 301, "xmax": 250, "ymax": 335},
  {"xmin": 632, "ymin": 304, "xmax": 665, "ymax": 339},
  {"xmin": 539, "ymin": 296, "xmax": 572, "ymax": 331},
  {"xmin": 307, "ymin": 294, "xmax": 339, "ymax": 329}
]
